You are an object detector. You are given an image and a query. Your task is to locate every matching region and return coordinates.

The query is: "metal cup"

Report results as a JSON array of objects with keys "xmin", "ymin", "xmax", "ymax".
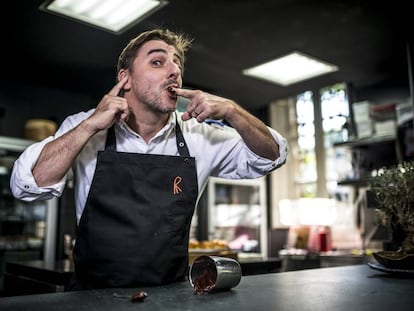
[{"xmin": 189, "ymin": 255, "xmax": 242, "ymax": 294}]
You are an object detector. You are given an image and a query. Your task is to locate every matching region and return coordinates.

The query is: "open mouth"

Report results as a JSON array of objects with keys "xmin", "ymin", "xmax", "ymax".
[{"xmin": 166, "ymin": 85, "xmax": 179, "ymax": 99}]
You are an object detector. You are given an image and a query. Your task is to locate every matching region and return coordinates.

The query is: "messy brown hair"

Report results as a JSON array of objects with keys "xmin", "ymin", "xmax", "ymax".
[{"xmin": 117, "ymin": 28, "xmax": 193, "ymax": 75}]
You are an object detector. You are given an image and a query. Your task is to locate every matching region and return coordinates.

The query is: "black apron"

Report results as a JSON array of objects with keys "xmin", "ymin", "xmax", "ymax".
[{"xmin": 70, "ymin": 116, "xmax": 198, "ymax": 290}]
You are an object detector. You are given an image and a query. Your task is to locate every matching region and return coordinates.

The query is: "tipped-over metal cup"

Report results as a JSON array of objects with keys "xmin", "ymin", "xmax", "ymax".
[{"xmin": 189, "ymin": 255, "xmax": 242, "ymax": 294}]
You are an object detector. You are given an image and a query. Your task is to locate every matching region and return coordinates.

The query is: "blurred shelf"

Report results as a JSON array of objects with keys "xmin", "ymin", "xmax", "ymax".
[
  {"xmin": 337, "ymin": 178, "xmax": 373, "ymax": 186},
  {"xmin": 333, "ymin": 134, "xmax": 395, "ymax": 148}
]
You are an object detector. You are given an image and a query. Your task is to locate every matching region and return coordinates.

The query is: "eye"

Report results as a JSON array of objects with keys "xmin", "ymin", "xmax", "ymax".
[{"xmin": 152, "ymin": 60, "xmax": 162, "ymax": 66}]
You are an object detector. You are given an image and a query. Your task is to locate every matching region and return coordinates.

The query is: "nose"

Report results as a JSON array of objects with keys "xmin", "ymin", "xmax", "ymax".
[{"xmin": 168, "ymin": 61, "xmax": 181, "ymax": 80}]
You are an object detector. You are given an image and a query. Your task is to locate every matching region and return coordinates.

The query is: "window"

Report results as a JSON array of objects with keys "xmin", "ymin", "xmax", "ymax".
[
  {"xmin": 295, "ymin": 90, "xmax": 317, "ymax": 197},
  {"xmin": 295, "ymin": 82, "xmax": 351, "ymax": 198},
  {"xmin": 270, "ymin": 83, "xmax": 362, "ymax": 250}
]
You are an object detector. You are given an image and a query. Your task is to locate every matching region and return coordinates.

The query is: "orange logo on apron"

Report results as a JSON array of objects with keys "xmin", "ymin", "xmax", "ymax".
[{"xmin": 173, "ymin": 176, "xmax": 183, "ymax": 194}]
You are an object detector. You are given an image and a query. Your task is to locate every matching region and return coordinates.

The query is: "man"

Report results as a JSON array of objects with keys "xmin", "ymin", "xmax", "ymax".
[{"xmin": 10, "ymin": 28, "xmax": 288, "ymax": 290}]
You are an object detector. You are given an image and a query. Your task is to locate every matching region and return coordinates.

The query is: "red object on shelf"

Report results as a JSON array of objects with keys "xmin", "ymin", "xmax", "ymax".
[{"xmin": 319, "ymin": 232, "xmax": 328, "ymax": 252}]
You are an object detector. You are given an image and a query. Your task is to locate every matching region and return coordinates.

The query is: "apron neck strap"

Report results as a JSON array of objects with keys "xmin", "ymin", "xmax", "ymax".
[
  {"xmin": 175, "ymin": 113, "xmax": 191, "ymax": 157},
  {"xmin": 104, "ymin": 113, "xmax": 191, "ymax": 157},
  {"xmin": 105, "ymin": 126, "xmax": 116, "ymax": 151}
]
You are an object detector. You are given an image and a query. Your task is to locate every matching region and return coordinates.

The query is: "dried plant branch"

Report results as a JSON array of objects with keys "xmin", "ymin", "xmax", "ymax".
[{"xmin": 370, "ymin": 160, "xmax": 414, "ymax": 254}]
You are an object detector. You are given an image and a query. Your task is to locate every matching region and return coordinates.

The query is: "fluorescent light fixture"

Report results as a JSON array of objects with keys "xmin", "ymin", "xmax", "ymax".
[
  {"xmin": 243, "ymin": 51, "xmax": 338, "ymax": 86},
  {"xmin": 39, "ymin": 0, "xmax": 168, "ymax": 34}
]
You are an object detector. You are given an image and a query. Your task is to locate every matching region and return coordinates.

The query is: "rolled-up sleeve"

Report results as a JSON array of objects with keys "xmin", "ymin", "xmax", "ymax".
[
  {"xmin": 10, "ymin": 137, "xmax": 67, "ymax": 202},
  {"xmin": 262, "ymin": 126, "xmax": 288, "ymax": 172},
  {"xmin": 230, "ymin": 126, "xmax": 288, "ymax": 177},
  {"xmin": 189, "ymin": 119, "xmax": 289, "ymax": 182}
]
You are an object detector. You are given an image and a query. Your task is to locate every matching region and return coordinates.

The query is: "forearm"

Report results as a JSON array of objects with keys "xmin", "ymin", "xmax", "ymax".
[
  {"xmin": 172, "ymin": 87, "xmax": 281, "ymax": 160},
  {"xmin": 225, "ymin": 103, "xmax": 280, "ymax": 161},
  {"xmin": 33, "ymin": 120, "xmax": 98, "ymax": 187}
]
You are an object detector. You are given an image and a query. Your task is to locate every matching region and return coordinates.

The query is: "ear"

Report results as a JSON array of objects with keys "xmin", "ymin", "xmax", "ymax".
[{"xmin": 117, "ymin": 70, "xmax": 131, "ymax": 90}]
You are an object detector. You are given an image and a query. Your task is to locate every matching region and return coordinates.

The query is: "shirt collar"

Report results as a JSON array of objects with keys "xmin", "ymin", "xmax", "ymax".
[{"xmin": 117, "ymin": 111, "xmax": 177, "ymax": 138}]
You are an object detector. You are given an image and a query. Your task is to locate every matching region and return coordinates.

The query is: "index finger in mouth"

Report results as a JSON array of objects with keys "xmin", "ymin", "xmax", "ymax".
[{"xmin": 171, "ymin": 87, "xmax": 196, "ymax": 98}]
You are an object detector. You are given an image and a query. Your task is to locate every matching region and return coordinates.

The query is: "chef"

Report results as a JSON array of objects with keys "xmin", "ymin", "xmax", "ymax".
[{"xmin": 10, "ymin": 28, "xmax": 288, "ymax": 290}]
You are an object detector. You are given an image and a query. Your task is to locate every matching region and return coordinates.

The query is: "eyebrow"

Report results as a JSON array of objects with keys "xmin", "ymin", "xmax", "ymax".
[{"xmin": 147, "ymin": 48, "xmax": 182, "ymax": 65}]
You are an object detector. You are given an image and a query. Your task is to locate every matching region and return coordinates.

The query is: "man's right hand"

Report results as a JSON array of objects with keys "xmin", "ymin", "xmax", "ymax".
[{"xmin": 86, "ymin": 76, "xmax": 129, "ymax": 132}]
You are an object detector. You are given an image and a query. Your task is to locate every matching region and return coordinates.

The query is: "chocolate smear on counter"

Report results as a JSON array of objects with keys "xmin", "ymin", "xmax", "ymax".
[{"xmin": 131, "ymin": 291, "xmax": 148, "ymax": 302}]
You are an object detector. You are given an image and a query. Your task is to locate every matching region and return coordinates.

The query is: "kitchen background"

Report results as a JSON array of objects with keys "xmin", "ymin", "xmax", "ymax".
[{"xmin": 0, "ymin": 0, "xmax": 413, "ymax": 294}]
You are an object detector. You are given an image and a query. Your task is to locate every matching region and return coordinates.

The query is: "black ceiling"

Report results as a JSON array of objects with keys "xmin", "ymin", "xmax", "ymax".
[{"xmin": 3, "ymin": 0, "xmax": 412, "ymax": 112}]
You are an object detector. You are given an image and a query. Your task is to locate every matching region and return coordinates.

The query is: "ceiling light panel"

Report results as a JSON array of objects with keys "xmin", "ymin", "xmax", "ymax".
[
  {"xmin": 40, "ymin": 0, "xmax": 168, "ymax": 34},
  {"xmin": 243, "ymin": 51, "xmax": 339, "ymax": 86}
]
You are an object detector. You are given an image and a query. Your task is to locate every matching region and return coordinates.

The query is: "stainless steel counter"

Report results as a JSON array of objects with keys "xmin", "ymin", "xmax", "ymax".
[
  {"xmin": 1, "ymin": 264, "xmax": 413, "ymax": 311},
  {"xmin": 2, "ymin": 257, "xmax": 281, "ymax": 296}
]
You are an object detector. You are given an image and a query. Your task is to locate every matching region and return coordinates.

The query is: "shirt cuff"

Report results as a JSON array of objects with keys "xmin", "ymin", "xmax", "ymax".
[
  {"xmin": 249, "ymin": 127, "xmax": 288, "ymax": 173},
  {"xmin": 10, "ymin": 138, "xmax": 67, "ymax": 201}
]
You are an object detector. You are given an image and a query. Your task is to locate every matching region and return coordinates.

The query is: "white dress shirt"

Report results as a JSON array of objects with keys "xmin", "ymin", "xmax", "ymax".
[{"xmin": 10, "ymin": 110, "xmax": 288, "ymax": 223}]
